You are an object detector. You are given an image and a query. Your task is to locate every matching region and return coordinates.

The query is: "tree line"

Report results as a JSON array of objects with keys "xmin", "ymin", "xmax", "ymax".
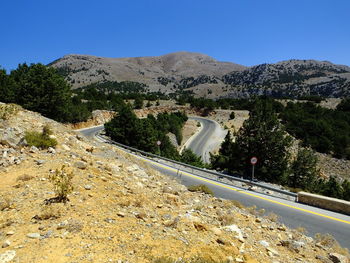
[
  {"xmin": 210, "ymin": 98, "xmax": 350, "ymax": 201},
  {"xmin": 0, "ymin": 63, "xmax": 91, "ymax": 123},
  {"xmin": 104, "ymin": 106, "xmax": 205, "ymax": 167}
]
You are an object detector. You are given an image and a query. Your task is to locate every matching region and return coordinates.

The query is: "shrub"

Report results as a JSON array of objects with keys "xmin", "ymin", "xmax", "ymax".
[
  {"xmin": 187, "ymin": 184, "xmax": 214, "ymax": 196},
  {"xmin": 0, "ymin": 104, "xmax": 21, "ymax": 120},
  {"xmin": 48, "ymin": 165, "xmax": 74, "ymax": 203},
  {"xmin": 25, "ymin": 125, "xmax": 57, "ymax": 149}
]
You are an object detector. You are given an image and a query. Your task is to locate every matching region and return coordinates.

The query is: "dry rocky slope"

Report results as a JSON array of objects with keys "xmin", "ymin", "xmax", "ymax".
[
  {"xmin": 49, "ymin": 52, "xmax": 350, "ymax": 98},
  {"xmin": 0, "ymin": 104, "xmax": 349, "ymax": 263}
]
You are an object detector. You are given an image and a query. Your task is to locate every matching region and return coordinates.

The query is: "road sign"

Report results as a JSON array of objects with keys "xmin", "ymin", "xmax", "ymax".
[
  {"xmin": 156, "ymin": 140, "xmax": 161, "ymax": 146},
  {"xmin": 250, "ymin": 157, "xmax": 258, "ymax": 165}
]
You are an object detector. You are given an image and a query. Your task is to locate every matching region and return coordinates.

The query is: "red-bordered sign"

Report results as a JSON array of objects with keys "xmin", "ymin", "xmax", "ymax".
[{"xmin": 250, "ymin": 156, "xmax": 258, "ymax": 165}]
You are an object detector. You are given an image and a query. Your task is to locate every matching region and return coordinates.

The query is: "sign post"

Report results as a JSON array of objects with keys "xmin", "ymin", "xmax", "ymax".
[
  {"xmin": 250, "ymin": 157, "xmax": 258, "ymax": 181},
  {"xmin": 156, "ymin": 140, "xmax": 161, "ymax": 156}
]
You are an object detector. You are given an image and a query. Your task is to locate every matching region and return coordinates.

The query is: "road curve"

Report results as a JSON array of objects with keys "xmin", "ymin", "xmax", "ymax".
[
  {"xmin": 187, "ymin": 117, "xmax": 227, "ymax": 163},
  {"xmin": 78, "ymin": 125, "xmax": 350, "ymax": 249}
]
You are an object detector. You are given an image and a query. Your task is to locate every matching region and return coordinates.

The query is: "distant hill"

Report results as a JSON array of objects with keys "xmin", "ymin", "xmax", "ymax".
[{"xmin": 49, "ymin": 52, "xmax": 350, "ymax": 98}]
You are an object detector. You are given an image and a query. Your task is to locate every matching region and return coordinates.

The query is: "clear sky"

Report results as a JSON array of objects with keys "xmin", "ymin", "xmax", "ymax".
[{"xmin": 1, "ymin": 0, "xmax": 350, "ymax": 70}]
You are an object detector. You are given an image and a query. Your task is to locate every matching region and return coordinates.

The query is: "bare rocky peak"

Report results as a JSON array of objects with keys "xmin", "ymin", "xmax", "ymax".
[{"xmin": 50, "ymin": 52, "xmax": 246, "ymax": 89}]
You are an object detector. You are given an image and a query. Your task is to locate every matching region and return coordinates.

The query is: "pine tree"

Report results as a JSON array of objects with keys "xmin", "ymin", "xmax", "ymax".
[
  {"xmin": 288, "ymin": 148, "xmax": 319, "ymax": 191},
  {"xmin": 213, "ymin": 98, "xmax": 292, "ymax": 183}
]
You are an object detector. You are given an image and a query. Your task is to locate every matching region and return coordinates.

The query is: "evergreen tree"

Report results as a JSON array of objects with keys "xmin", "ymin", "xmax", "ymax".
[
  {"xmin": 288, "ymin": 148, "xmax": 319, "ymax": 191},
  {"xmin": 213, "ymin": 99, "xmax": 292, "ymax": 183},
  {"xmin": 0, "ymin": 68, "xmax": 16, "ymax": 103},
  {"xmin": 10, "ymin": 63, "xmax": 72, "ymax": 121},
  {"xmin": 181, "ymin": 148, "xmax": 204, "ymax": 167}
]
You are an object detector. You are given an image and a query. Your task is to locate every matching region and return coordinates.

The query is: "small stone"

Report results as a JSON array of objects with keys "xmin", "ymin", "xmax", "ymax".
[
  {"xmin": 84, "ymin": 185, "xmax": 92, "ymax": 190},
  {"xmin": 329, "ymin": 253, "xmax": 349, "ymax": 263},
  {"xmin": 267, "ymin": 247, "xmax": 279, "ymax": 256},
  {"xmin": 61, "ymin": 144, "xmax": 71, "ymax": 151},
  {"xmin": 6, "ymin": 231, "xmax": 14, "ymax": 236},
  {"xmin": 255, "ymin": 218, "xmax": 262, "ymax": 223},
  {"xmin": 277, "ymin": 225, "xmax": 286, "ymax": 231},
  {"xmin": 0, "ymin": 250, "xmax": 16, "ymax": 262},
  {"xmin": 259, "ymin": 240, "xmax": 270, "ymax": 247},
  {"xmin": 74, "ymin": 161, "xmax": 87, "ymax": 170},
  {"xmin": 235, "ymin": 257, "xmax": 244, "ymax": 262},
  {"xmin": 47, "ymin": 147, "xmax": 56, "ymax": 154},
  {"xmin": 117, "ymin": 212, "xmax": 125, "ymax": 217},
  {"xmin": 2, "ymin": 240, "xmax": 11, "ymax": 248},
  {"xmin": 29, "ymin": 146, "xmax": 39, "ymax": 153},
  {"xmin": 27, "ymin": 233, "xmax": 41, "ymax": 239},
  {"xmin": 35, "ymin": 159, "xmax": 45, "ymax": 165}
]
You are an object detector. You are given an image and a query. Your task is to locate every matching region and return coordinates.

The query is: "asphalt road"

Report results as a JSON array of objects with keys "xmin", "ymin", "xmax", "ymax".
[
  {"xmin": 187, "ymin": 117, "xmax": 227, "ymax": 163},
  {"xmin": 78, "ymin": 125, "xmax": 350, "ymax": 249}
]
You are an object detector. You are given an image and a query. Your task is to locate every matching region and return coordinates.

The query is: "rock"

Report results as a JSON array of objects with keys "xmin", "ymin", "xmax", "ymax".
[
  {"xmin": 277, "ymin": 225, "xmax": 286, "ymax": 231},
  {"xmin": 267, "ymin": 247, "xmax": 279, "ymax": 256},
  {"xmin": 57, "ymin": 220, "xmax": 68, "ymax": 230},
  {"xmin": 329, "ymin": 253, "xmax": 349, "ymax": 263},
  {"xmin": 84, "ymin": 185, "xmax": 92, "ymax": 190},
  {"xmin": 47, "ymin": 147, "xmax": 56, "ymax": 154},
  {"xmin": 210, "ymin": 227, "xmax": 223, "ymax": 236},
  {"xmin": 0, "ymin": 250, "xmax": 16, "ymax": 263},
  {"xmin": 35, "ymin": 159, "xmax": 45, "ymax": 165},
  {"xmin": 27, "ymin": 233, "xmax": 41, "ymax": 239},
  {"xmin": 117, "ymin": 212, "xmax": 125, "ymax": 217},
  {"xmin": 29, "ymin": 146, "xmax": 39, "ymax": 153},
  {"xmin": 235, "ymin": 257, "xmax": 244, "ymax": 263},
  {"xmin": 74, "ymin": 161, "xmax": 87, "ymax": 170},
  {"xmin": 61, "ymin": 144, "xmax": 71, "ymax": 151},
  {"xmin": 1, "ymin": 240, "xmax": 10, "ymax": 248},
  {"xmin": 6, "ymin": 231, "xmax": 14, "ymax": 236},
  {"xmin": 255, "ymin": 218, "xmax": 262, "ymax": 223},
  {"xmin": 259, "ymin": 240, "xmax": 270, "ymax": 247},
  {"xmin": 222, "ymin": 225, "xmax": 244, "ymax": 240}
]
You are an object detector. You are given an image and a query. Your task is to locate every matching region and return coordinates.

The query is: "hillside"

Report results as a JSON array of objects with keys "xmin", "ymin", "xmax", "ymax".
[
  {"xmin": 49, "ymin": 53, "xmax": 350, "ymax": 98},
  {"xmin": 1, "ymin": 104, "xmax": 349, "ymax": 262}
]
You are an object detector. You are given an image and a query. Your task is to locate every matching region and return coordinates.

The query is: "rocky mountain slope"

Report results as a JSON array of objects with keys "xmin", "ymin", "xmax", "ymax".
[
  {"xmin": 49, "ymin": 52, "xmax": 350, "ymax": 98},
  {"xmin": 1, "ymin": 103, "xmax": 349, "ymax": 262}
]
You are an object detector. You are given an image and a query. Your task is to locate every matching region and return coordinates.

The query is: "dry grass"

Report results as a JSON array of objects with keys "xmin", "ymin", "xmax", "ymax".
[
  {"xmin": 0, "ymin": 104, "xmax": 21, "ymax": 120},
  {"xmin": 36, "ymin": 205, "xmax": 63, "ymax": 220},
  {"xmin": 16, "ymin": 174, "xmax": 34, "ymax": 182},
  {"xmin": 265, "ymin": 212, "xmax": 280, "ymax": 222},
  {"xmin": 218, "ymin": 213, "xmax": 236, "ymax": 226},
  {"xmin": 315, "ymin": 233, "xmax": 350, "ymax": 256},
  {"xmin": 66, "ymin": 219, "xmax": 84, "ymax": 233},
  {"xmin": 188, "ymin": 185, "xmax": 214, "ymax": 196},
  {"xmin": 0, "ymin": 197, "xmax": 13, "ymax": 211}
]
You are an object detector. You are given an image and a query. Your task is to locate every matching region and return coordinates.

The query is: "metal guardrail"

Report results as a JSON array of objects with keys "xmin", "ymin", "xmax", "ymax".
[{"xmin": 96, "ymin": 133, "xmax": 298, "ymax": 199}]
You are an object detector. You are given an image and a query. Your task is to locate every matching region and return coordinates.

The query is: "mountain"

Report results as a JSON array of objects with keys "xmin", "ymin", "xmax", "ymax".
[
  {"xmin": 49, "ymin": 53, "xmax": 350, "ymax": 98},
  {"xmin": 222, "ymin": 59, "xmax": 350, "ymax": 98}
]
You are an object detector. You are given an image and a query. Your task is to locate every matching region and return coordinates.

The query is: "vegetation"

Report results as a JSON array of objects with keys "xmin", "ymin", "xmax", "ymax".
[
  {"xmin": 0, "ymin": 103, "xmax": 21, "ymax": 120},
  {"xmin": 280, "ymin": 101, "xmax": 350, "ymax": 159},
  {"xmin": 0, "ymin": 63, "xmax": 92, "ymax": 123},
  {"xmin": 212, "ymin": 98, "xmax": 292, "ymax": 183},
  {"xmin": 25, "ymin": 125, "xmax": 58, "ymax": 149},
  {"xmin": 211, "ymin": 97, "xmax": 350, "ymax": 201},
  {"xmin": 48, "ymin": 165, "xmax": 74, "ymax": 203},
  {"xmin": 187, "ymin": 184, "xmax": 214, "ymax": 196}
]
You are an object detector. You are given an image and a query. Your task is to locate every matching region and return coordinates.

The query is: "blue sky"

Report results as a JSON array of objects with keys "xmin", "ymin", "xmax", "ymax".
[{"xmin": 1, "ymin": 0, "xmax": 350, "ymax": 70}]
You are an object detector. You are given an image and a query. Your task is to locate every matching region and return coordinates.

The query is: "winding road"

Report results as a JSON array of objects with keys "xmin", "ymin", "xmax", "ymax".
[
  {"xmin": 186, "ymin": 117, "xmax": 227, "ymax": 163},
  {"xmin": 78, "ymin": 123, "xmax": 350, "ymax": 249}
]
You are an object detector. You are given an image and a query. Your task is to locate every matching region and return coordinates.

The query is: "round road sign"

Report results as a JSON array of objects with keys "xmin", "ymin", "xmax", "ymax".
[{"xmin": 250, "ymin": 157, "xmax": 258, "ymax": 165}]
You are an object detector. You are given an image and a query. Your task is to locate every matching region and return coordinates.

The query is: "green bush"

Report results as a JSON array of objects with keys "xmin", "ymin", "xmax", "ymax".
[
  {"xmin": 0, "ymin": 104, "xmax": 21, "ymax": 120},
  {"xmin": 48, "ymin": 165, "xmax": 74, "ymax": 203},
  {"xmin": 187, "ymin": 184, "xmax": 214, "ymax": 196},
  {"xmin": 25, "ymin": 125, "xmax": 57, "ymax": 149}
]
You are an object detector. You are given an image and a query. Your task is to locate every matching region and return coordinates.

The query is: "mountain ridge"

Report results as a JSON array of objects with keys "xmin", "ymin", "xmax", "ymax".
[{"xmin": 49, "ymin": 52, "xmax": 350, "ymax": 98}]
